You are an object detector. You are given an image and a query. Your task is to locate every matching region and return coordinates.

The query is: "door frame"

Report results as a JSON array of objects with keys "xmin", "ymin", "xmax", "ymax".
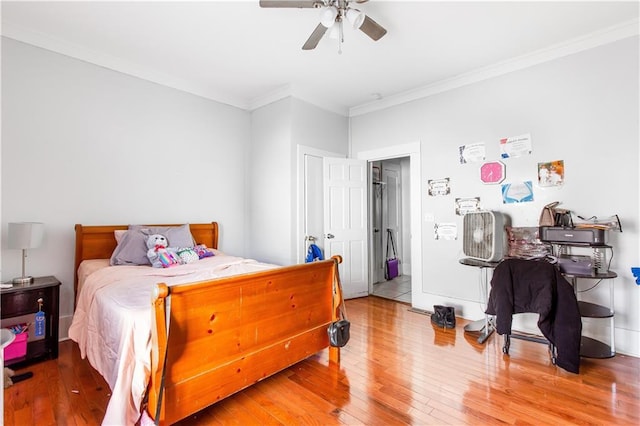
[{"xmin": 356, "ymin": 142, "xmax": 422, "ymax": 303}]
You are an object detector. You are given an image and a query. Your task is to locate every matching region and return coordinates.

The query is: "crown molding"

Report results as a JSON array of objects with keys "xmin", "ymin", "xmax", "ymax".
[
  {"xmin": 246, "ymin": 84, "xmax": 293, "ymax": 111},
  {"xmin": 289, "ymin": 85, "xmax": 350, "ymax": 117},
  {"xmin": 1, "ymin": 21, "xmax": 250, "ymax": 110},
  {"xmin": 247, "ymin": 84, "xmax": 349, "ymax": 116},
  {"xmin": 349, "ymin": 18, "xmax": 640, "ymax": 117}
]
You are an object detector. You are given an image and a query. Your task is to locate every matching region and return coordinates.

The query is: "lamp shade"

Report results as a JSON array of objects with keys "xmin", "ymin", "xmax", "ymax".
[
  {"xmin": 346, "ymin": 8, "xmax": 365, "ymax": 29},
  {"xmin": 8, "ymin": 222, "xmax": 44, "ymax": 250},
  {"xmin": 320, "ymin": 6, "xmax": 338, "ymax": 28}
]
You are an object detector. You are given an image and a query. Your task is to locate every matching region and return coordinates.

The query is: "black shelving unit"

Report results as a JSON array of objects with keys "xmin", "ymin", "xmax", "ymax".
[{"xmin": 553, "ymin": 245, "xmax": 616, "ymax": 359}]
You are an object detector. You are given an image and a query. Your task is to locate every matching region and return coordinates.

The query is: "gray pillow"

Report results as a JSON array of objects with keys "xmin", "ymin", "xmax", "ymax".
[
  {"xmin": 132, "ymin": 224, "xmax": 195, "ymax": 248},
  {"xmin": 110, "ymin": 229, "xmax": 150, "ymax": 266},
  {"xmin": 109, "ymin": 224, "xmax": 195, "ymax": 266}
]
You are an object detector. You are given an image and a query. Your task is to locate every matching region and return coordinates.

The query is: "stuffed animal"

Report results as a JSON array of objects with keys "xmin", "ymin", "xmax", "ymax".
[
  {"xmin": 146, "ymin": 234, "xmax": 183, "ymax": 268},
  {"xmin": 176, "ymin": 247, "xmax": 199, "ymax": 264},
  {"xmin": 193, "ymin": 244, "xmax": 215, "ymax": 259}
]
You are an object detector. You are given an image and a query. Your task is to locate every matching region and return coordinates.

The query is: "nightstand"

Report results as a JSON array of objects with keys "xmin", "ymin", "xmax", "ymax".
[{"xmin": 1, "ymin": 276, "xmax": 61, "ymax": 367}]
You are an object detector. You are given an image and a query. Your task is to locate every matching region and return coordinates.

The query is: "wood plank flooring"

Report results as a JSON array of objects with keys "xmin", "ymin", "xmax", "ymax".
[{"xmin": 4, "ymin": 296, "xmax": 639, "ymax": 425}]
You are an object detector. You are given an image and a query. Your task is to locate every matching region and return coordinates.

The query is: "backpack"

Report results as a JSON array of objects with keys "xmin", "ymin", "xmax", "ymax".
[{"xmin": 305, "ymin": 243, "xmax": 324, "ymax": 262}]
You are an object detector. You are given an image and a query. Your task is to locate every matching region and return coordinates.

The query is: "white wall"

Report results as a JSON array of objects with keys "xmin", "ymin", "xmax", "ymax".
[
  {"xmin": 1, "ymin": 38, "xmax": 251, "ymax": 336},
  {"xmin": 249, "ymin": 97, "xmax": 348, "ymax": 265},
  {"xmin": 248, "ymin": 98, "xmax": 293, "ymax": 264},
  {"xmin": 290, "ymin": 98, "xmax": 349, "ymax": 156},
  {"xmin": 291, "ymin": 98, "xmax": 349, "ymax": 262},
  {"xmin": 350, "ymin": 36, "xmax": 640, "ymax": 356}
]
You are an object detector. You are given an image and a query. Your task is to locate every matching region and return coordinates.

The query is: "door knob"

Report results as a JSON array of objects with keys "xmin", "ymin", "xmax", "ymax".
[{"xmin": 326, "ymin": 233, "xmax": 335, "ymax": 239}]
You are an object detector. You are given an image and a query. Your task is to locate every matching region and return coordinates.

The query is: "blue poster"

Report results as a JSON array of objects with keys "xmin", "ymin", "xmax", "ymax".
[{"xmin": 501, "ymin": 181, "xmax": 534, "ymax": 204}]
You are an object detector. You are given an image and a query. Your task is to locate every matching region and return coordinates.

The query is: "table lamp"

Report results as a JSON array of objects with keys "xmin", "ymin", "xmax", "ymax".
[{"xmin": 8, "ymin": 222, "xmax": 44, "ymax": 285}]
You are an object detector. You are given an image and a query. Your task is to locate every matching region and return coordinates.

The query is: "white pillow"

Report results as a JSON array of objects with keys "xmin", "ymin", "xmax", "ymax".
[{"xmin": 114, "ymin": 230, "xmax": 127, "ymax": 244}]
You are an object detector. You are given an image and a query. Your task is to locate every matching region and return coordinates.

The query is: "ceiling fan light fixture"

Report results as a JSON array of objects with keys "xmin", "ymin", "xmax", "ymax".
[
  {"xmin": 346, "ymin": 8, "xmax": 365, "ymax": 29},
  {"xmin": 328, "ymin": 21, "xmax": 341, "ymax": 39},
  {"xmin": 320, "ymin": 6, "xmax": 338, "ymax": 28},
  {"xmin": 260, "ymin": 0, "xmax": 387, "ymax": 51}
]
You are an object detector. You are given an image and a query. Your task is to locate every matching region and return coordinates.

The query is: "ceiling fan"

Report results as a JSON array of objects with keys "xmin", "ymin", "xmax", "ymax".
[{"xmin": 259, "ymin": 0, "xmax": 387, "ymax": 51}]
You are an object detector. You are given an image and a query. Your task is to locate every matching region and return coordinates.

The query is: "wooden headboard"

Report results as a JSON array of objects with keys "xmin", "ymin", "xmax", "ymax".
[{"xmin": 73, "ymin": 222, "xmax": 219, "ymax": 296}]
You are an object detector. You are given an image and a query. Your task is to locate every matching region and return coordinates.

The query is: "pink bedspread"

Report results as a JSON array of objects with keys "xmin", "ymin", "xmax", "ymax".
[{"xmin": 68, "ymin": 254, "xmax": 277, "ymax": 425}]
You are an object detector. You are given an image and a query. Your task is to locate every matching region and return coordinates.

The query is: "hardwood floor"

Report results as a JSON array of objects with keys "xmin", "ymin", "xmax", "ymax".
[
  {"xmin": 371, "ymin": 275, "xmax": 411, "ymax": 303},
  {"xmin": 4, "ymin": 296, "xmax": 639, "ymax": 425}
]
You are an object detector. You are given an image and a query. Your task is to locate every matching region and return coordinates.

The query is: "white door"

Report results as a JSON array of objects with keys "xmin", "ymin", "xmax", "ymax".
[
  {"xmin": 323, "ymin": 157, "xmax": 368, "ymax": 299},
  {"xmin": 297, "ymin": 146, "xmax": 344, "ymax": 264}
]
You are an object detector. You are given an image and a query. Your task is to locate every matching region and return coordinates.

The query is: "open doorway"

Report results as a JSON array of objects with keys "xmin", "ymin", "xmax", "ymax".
[{"xmin": 370, "ymin": 157, "xmax": 411, "ymax": 303}]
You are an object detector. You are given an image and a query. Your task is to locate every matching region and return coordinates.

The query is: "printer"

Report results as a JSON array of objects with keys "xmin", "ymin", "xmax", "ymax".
[{"xmin": 539, "ymin": 226, "xmax": 607, "ymax": 245}]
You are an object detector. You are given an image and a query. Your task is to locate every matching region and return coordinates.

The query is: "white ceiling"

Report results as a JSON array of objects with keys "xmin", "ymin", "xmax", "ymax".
[{"xmin": 2, "ymin": 1, "xmax": 638, "ymax": 116}]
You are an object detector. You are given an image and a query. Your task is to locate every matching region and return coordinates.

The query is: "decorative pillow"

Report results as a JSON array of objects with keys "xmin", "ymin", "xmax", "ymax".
[
  {"xmin": 177, "ymin": 248, "xmax": 199, "ymax": 264},
  {"xmin": 110, "ymin": 224, "xmax": 195, "ymax": 266},
  {"xmin": 131, "ymin": 224, "xmax": 195, "ymax": 248},
  {"xmin": 110, "ymin": 230, "xmax": 151, "ymax": 266},
  {"xmin": 193, "ymin": 244, "xmax": 215, "ymax": 259},
  {"xmin": 114, "ymin": 230, "xmax": 127, "ymax": 244}
]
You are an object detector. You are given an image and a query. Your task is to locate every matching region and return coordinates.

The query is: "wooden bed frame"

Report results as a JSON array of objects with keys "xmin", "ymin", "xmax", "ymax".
[
  {"xmin": 73, "ymin": 222, "xmax": 219, "ymax": 297},
  {"xmin": 74, "ymin": 222, "xmax": 343, "ymax": 425}
]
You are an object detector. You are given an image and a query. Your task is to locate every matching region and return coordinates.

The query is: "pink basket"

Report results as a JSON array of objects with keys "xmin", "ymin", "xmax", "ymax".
[{"xmin": 4, "ymin": 331, "xmax": 28, "ymax": 361}]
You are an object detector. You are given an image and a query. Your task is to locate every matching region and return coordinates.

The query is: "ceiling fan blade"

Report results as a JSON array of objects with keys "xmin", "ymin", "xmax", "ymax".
[
  {"xmin": 259, "ymin": 0, "xmax": 322, "ymax": 8},
  {"xmin": 359, "ymin": 15, "xmax": 387, "ymax": 41},
  {"xmin": 302, "ymin": 23, "xmax": 328, "ymax": 50}
]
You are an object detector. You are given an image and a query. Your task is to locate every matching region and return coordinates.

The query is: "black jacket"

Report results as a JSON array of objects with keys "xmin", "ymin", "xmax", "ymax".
[{"xmin": 485, "ymin": 258, "xmax": 582, "ymax": 373}]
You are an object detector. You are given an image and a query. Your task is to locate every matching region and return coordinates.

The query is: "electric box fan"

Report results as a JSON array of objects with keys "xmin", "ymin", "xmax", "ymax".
[{"xmin": 462, "ymin": 211, "xmax": 506, "ymax": 262}]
